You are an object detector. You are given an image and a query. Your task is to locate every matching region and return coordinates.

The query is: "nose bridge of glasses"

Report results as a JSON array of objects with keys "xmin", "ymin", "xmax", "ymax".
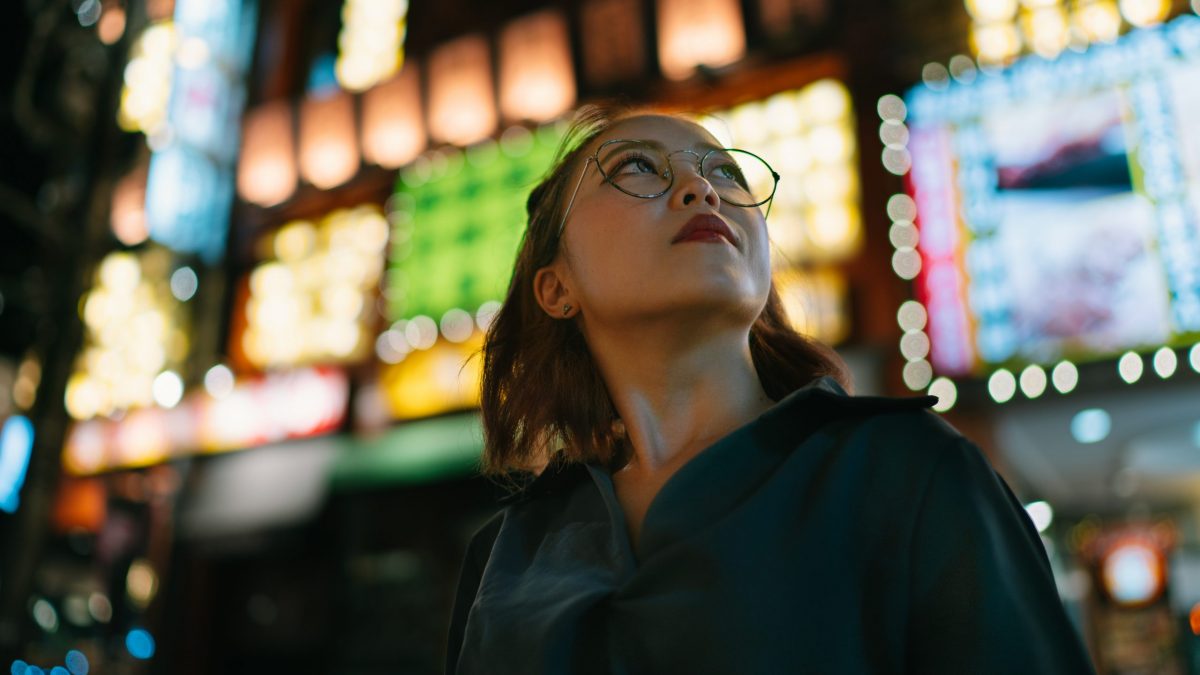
[{"xmin": 664, "ymin": 149, "xmax": 704, "ymax": 177}]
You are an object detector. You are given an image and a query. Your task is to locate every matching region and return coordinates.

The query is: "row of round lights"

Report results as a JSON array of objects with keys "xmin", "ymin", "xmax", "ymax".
[
  {"xmin": 375, "ymin": 301, "xmax": 500, "ymax": 364},
  {"xmin": 964, "ymin": 0, "xmax": 1182, "ymax": 65},
  {"xmin": 986, "ymin": 346, "xmax": 1200, "ymax": 404},
  {"xmin": 879, "ymin": 91, "xmax": 956, "ymax": 412},
  {"xmin": 876, "ymin": 91, "xmax": 1200, "ymax": 412}
]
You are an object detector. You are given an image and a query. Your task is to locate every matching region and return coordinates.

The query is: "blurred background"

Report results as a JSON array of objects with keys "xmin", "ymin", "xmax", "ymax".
[{"xmin": 1, "ymin": 0, "xmax": 1200, "ymax": 671}]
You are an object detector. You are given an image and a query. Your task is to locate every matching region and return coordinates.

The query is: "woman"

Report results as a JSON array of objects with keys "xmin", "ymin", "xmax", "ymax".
[{"xmin": 445, "ymin": 105, "xmax": 1095, "ymax": 674}]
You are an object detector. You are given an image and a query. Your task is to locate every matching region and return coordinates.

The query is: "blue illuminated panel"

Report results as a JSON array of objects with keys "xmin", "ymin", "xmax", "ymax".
[
  {"xmin": 905, "ymin": 17, "xmax": 1200, "ymax": 375},
  {"xmin": 144, "ymin": 0, "xmax": 258, "ymax": 263}
]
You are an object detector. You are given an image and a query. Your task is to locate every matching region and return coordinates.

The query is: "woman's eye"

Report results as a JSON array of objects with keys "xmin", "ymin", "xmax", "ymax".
[
  {"xmin": 711, "ymin": 163, "xmax": 746, "ymax": 185},
  {"xmin": 614, "ymin": 155, "xmax": 658, "ymax": 175}
]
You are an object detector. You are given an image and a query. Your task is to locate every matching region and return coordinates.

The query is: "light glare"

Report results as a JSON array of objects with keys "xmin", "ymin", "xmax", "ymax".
[
  {"xmin": 988, "ymin": 369, "xmax": 1017, "ymax": 403},
  {"xmin": 1071, "ymin": 408, "xmax": 1111, "ymax": 444},
  {"xmin": 1025, "ymin": 500, "xmax": 1054, "ymax": 533},
  {"xmin": 1117, "ymin": 351, "xmax": 1144, "ymax": 384},
  {"xmin": 1019, "ymin": 364, "xmax": 1047, "ymax": 398},
  {"xmin": 1153, "ymin": 347, "xmax": 1177, "ymax": 378},
  {"xmin": 151, "ymin": 371, "xmax": 183, "ymax": 408},
  {"xmin": 929, "ymin": 377, "xmax": 958, "ymax": 412}
]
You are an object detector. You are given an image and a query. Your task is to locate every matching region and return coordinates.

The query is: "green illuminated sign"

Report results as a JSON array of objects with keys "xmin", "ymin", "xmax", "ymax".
[{"xmin": 386, "ymin": 124, "xmax": 563, "ymax": 323}]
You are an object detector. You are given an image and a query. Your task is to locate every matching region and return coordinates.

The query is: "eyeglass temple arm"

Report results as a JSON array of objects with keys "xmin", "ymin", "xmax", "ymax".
[{"xmin": 556, "ymin": 157, "xmax": 595, "ymax": 242}]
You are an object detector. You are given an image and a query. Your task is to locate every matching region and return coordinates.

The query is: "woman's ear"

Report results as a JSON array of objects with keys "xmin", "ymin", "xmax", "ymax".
[{"xmin": 533, "ymin": 263, "xmax": 577, "ymax": 319}]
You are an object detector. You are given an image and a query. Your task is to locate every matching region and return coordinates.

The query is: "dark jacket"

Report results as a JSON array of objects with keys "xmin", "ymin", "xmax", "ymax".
[{"xmin": 446, "ymin": 377, "xmax": 1096, "ymax": 674}]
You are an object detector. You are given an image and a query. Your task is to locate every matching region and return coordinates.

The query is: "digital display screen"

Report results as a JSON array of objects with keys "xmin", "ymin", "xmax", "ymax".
[{"xmin": 905, "ymin": 17, "xmax": 1200, "ymax": 376}]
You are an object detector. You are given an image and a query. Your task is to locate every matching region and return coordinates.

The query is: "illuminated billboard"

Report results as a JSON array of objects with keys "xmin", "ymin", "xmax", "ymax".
[{"xmin": 902, "ymin": 16, "xmax": 1200, "ymax": 377}]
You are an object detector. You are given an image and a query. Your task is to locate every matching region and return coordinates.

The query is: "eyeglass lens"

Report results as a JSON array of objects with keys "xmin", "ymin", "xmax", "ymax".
[{"xmin": 595, "ymin": 140, "xmax": 776, "ymax": 206}]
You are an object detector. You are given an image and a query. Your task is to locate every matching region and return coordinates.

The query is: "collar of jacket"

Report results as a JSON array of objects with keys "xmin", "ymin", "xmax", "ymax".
[{"xmin": 505, "ymin": 376, "xmax": 938, "ymax": 504}]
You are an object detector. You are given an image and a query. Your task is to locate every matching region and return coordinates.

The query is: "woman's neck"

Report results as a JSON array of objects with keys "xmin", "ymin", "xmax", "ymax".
[{"xmin": 584, "ymin": 320, "xmax": 775, "ymax": 475}]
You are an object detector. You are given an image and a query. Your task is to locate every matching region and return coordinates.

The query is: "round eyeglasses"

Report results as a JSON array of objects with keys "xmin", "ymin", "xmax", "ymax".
[{"xmin": 557, "ymin": 139, "xmax": 781, "ymax": 241}]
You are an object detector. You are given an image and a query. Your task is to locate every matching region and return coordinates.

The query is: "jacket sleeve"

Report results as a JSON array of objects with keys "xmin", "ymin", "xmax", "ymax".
[
  {"xmin": 906, "ymin": 438, "xmax": 1096, "ymax": 674},
  {"xmin": 445, "ymin": 512, "xmax": 503, "ymax": 675}
]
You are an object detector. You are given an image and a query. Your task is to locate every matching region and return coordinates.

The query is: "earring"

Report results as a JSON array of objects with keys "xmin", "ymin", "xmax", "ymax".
[{"xmin": 562, "ymin": 304, "xmax": 572, "ymax": 316}]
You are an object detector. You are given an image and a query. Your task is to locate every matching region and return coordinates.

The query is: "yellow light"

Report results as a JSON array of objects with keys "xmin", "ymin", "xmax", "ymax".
[
  {"xmin": 1023, "ymin": 5, "xmax": 1071, "ymax": 58},
  {"xmin": 806, "ymin": 165, "xmax": 857, "ymax": 204},
  {"xmin": 249, "ymin": 262, "xmax": 294, "ymax": 298},
  {"xmin": 98, "ymin": 253, "xmax": 141, "ymax": 293},
  {"xmin": 1075, "ymin": 0, "xmax": 1122, "ymax": 42},
  {"xmin": 243, "ymin": 206, "xmax": 386, "ymax": 368},
  {"xmin": 971, "ymin": 21, "xmax": 1023, "ymax": 64},
  {"xmin": 427, "ymin": 35, "xmax": 497, "ymax": 146},
  {"xmin": 965, "ymin": 0, "xmax": 1020, "ymax": 22},
  {"xmin": 381, "ymin": 332, "xmax": 484, "ymax": 419},
  {"xmin": 773, "ymin": 268, "xmax": 849, "ymax": 344},
  {"xmin": 126, "ymin": 559, "xmax": 158, "ymax": 609},
  {"xmin": 273, "ymin": 221, "xmax": 317, "ymax": 263},
  {"xmin": 656, "ymin": 0, "xmax": 746, "ymax": 80},
  {"xmin": 117, "ymin": 22, "xmax": 176, "ymax": 134},
  {"xmin": 65, "ymin": 374, "xmax": 106, "ymax": 421},
  {"xmin": 320, "ymin": 284, "xmax": 364, "ymax": 319},
  {"xmin": 299, "ymin": 92, "xmax": 359, "ymax": 189},
  {"xmin": 361, "ymin": 65, "xmax": 426, "ymax": 169},
  {"xmin": 1119, "ymin": 0, "xmax": 1170, "ymax": 26},
  {"xmin": 335, "ymin": 0, "xmax": 408, "ymax": 92},
  {"xmin": 728, "ymin": 103, "xmax": 769, "ymax": 146},
  {"xmin": 797, "ymin": 80, "xmax": 852, "ymax": 125},
  {"xmin": 499, "ymin": 10, "xmax": 575, "ymax": 123},
  {"xmin": 237, "ymin": 101, "xmax": 297, "ymax": 207},
  {"xmin": 808, "ymin": 203, "xmax": 861, "ymax": 254},
  {"xmin": 807, "ymin": 124, "xmax": 855, "ymax": 163},
  {"xmin": 763, "ymin": 91, "xmax": 804, "ymax": 136}
]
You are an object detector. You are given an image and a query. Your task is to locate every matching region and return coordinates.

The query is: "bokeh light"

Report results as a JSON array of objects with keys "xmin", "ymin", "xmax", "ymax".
[
  {"xmin": 902, "ymin": 359, "xmax": 934, "ymax": 390},
  {"xmin": 335, "ymin": 0, "xmax": 409, "ymax": 92},
  {"xmin": 1025, "ymin": 500, "xmax": 1054, "ymax": 533},
  {"xmin": 1019, "ymin": 364, "xmax": 1047, "ymax": 398},
  {"xmin": 1118, "ymin": 351, "xmax": 1144, "ymax": 384},
  {"xmin": 988, "ymin": 369, "xmax": 1017, "ymax": 403},
  {"xmin": 1071, "ymin": 408, "xmax": 1112, "ymax": 444},
  {"xmin": 126, "ymin": 628, "xmax": 156, "ymax": 660},
  {"xmin": 1152, "ymin": 347, "xmax": 1177, "ymax": 378},
  {"xmin": 928, "ymin": 377, "xmax": 958, "ymax": 412},
  {"xmin": 1052, "ymin": 360, "xmax": 1079, "ymax": 394}
]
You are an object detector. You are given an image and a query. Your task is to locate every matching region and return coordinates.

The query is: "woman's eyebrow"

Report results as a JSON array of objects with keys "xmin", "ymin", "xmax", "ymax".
[{"xmin": 597, "ymin": 138, "xmax": 723, "ymax": 159}]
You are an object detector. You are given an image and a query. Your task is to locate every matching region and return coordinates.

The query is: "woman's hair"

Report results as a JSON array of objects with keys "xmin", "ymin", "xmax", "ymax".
[{"xmin": 479, "ymin": 103, "xmax": 851, "ymax": 476}]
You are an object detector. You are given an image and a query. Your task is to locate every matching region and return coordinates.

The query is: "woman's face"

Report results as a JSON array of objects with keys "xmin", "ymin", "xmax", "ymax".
[{"xmin": 542, "ymin": 115, "xmax": 773, "ymax": 331}]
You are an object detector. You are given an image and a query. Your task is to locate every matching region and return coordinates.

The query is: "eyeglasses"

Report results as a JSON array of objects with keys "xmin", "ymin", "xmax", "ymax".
[{"xmin": 557, "ymin": 139, "xmax": 781, "ymax": 241}]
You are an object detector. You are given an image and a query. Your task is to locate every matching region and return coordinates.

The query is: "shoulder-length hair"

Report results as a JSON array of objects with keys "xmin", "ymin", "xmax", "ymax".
[{"xmin": 479, "ymin": 104, "xmax": 851, "ymax": 476}]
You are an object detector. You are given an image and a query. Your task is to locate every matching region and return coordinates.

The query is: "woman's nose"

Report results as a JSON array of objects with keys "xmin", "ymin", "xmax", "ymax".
[{"xmin": 668, "ymin": 165, "xmax": 721, "ymax": 210}]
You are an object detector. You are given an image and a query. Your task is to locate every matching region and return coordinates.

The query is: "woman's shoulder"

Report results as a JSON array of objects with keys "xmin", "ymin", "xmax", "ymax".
[
  {"xmin": 773, "ymin": 376, "xmax": 983, "ymax": 483},
  {"xmin": 776, "ymin": 376, "xmax": 958, "ymax": 447}
]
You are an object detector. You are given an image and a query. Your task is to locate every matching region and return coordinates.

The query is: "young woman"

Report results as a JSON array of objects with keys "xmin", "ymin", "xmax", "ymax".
[{"xmin": 445, "ymin": 106, "xmax": 1095, "ymax": 674}]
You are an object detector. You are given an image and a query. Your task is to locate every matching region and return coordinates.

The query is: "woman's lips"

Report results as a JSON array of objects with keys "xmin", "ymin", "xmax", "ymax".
[{"xmin": 671, "ymin": 214, "xmax": 739, "ymax": 246}]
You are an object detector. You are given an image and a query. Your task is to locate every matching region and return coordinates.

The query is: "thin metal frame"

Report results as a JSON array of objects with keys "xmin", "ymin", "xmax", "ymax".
[{"xmin": 555, "ymin": 139, "xmax": 781, "ymax": 242}]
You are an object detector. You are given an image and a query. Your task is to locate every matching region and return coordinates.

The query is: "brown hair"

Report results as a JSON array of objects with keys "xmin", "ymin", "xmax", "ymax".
[{"xmin": 479, "ymin": 103, "xmax": 850, "ymax": 476}]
